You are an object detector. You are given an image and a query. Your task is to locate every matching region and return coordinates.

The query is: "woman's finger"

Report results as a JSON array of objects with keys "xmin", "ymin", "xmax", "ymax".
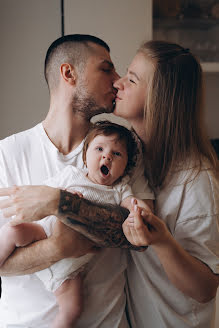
[
  {"xmin": 132, "ymin": 206, "xmax": 150, "ymax": 245},
  {"xmin": 122, "ymin": 220, "xmax": 134, "ymax": 244},
  {"xmin": 141, "ymin": 210, "xmax": 164, "ymax": 231}
]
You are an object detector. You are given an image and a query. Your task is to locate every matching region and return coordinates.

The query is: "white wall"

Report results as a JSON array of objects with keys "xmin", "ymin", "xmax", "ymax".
[
  {"xmin": 205, "ymin": 73, "xmax": 219, "ymax": 139},
  {"xmin": 0, "ymin": 0, "xmax": 61, "ymax": 139}
]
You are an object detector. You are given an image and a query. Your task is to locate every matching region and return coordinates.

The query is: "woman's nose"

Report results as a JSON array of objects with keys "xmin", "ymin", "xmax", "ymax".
[{"xmin": 113, "ymin": 77, "xmax": 124, "ymax": 90}]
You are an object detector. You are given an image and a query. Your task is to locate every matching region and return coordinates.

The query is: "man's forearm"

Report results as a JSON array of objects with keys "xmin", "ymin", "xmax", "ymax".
[
  {"xmin": 0, "ymin": 238, "xmax": 58, "ymax": 276},
  {"xmin": 57, "ymin": 190, "xmax": 147, "ymax": 251}
]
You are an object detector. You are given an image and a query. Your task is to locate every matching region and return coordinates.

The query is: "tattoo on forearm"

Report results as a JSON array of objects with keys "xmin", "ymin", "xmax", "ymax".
[{"xmin": 58, "ymin": 190, "xmax": 147, "ymax": 251}]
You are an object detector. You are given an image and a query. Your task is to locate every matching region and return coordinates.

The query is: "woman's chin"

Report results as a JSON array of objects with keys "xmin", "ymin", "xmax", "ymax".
[{"xmin": 113, "ymin": 106, "xmax": 123, "ymax": 117}]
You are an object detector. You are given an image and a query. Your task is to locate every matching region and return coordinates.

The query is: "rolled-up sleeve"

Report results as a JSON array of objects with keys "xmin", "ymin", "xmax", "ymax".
[{"xmin": 175, "ymin": 213, "xmax": 219, "ymax": 274}]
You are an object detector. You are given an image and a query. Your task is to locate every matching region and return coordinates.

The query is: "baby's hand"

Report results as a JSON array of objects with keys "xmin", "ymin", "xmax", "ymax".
[
  {"xmin": 65, "ymin": 188, "xmax": 84, "ymax": 198},
  {"xmin": 122, "ymin": 200, "xmax": 170, "ymax": 247}
]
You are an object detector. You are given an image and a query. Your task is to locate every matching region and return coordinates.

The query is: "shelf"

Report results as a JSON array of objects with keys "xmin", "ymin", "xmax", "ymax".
[
  {"xmin": 153, "ymin": 17, "xmax": 219, "ymax": 30},
  {"xmin": 153, "ymin": 16, "xmax": 219, "ymax": 73},
  {"xmin": 201, "ymin": 62, "xmax": 219, "ymax": 72}
]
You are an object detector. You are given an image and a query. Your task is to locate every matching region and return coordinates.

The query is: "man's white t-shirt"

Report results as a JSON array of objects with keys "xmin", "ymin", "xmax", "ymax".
[
  {"xmin": 127, "ymin": 167, "xmax": 219, "ymax": 328},
  {"xmin": 0, "ymin": 123, "xmax": 153, "ymax": 328}
]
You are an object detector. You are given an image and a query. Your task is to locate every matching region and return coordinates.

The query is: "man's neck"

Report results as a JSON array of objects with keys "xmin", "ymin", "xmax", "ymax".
[{"xmin": 43, "ymin": 109, "xmax": 91, "ymax": 155}]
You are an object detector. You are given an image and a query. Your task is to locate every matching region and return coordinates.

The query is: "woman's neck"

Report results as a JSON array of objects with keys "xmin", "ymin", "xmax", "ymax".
[{"xmin": 131, "ymin": 122, "xmax": 147, "ymax": 147}]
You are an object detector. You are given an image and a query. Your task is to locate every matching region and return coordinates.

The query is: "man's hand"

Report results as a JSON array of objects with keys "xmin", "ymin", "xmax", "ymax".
[{"xmin": 0, "ymin": 185, "xmax": 60, "ymax": 225}]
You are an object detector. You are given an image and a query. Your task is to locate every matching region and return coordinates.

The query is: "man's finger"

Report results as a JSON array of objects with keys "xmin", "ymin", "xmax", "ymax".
[
  {"xmin": 0, "ymin": 198, "xmax": 13, "ymax": 209},
  {"xmin": 0, "ymin": 187, "xmax": 17, "ymax": 197},
  {"xmin": 9, "ymin": 218, "xmax": 23, "ymax": 227},
  {"xmin": 2, "ymin": 207, "xmax": 16, "ymax": 218}
]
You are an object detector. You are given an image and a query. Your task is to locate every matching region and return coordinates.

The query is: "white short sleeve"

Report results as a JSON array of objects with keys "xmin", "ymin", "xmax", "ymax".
[{"xmin": 175, "ymin": 213, "xmax": 219, "ymax": 274}]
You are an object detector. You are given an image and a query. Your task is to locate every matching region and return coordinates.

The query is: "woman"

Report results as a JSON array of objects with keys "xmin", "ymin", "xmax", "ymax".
[{"xmin": 114, "ymin": 40, "xmax": 219, "ymax": 328}]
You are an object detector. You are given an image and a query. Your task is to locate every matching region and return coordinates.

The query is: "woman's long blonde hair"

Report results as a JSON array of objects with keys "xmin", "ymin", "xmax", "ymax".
[{"xmin": 138, "ymin": 40, "xmax": 218, "ymax": 188}]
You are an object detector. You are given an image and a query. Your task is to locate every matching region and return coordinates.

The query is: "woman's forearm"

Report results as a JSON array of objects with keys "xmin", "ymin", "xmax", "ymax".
[{"xmin": 153, "ymin": 236, "xmax": 219, "ymax": 303}]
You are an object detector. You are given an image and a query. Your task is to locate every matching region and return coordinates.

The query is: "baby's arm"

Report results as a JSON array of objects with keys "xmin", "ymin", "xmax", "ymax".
[
  {"xmin": 121, "ymin": 196, "xmax": 153, "ymax": 213},
  {"xmin": 0, "ymin": 222, "xmax": 46, "ymax": 267}
]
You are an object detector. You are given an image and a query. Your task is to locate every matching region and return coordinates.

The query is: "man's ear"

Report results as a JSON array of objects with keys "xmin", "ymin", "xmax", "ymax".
[{"xmin": 60, "ymin": 63, "xmax": 77, "ymax": 85}]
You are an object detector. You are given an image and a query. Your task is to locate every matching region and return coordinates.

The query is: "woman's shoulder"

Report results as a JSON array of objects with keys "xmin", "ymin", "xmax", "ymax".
[
  {"xmin": 178, "ymin": 166, "xmax": 218, "ymax": 219},
  {"xmin": 156, "ymin": 163, "xmax": 219, "ymax": 223}
]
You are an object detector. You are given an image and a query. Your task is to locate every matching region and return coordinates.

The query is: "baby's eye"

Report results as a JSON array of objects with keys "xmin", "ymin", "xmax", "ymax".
[
  {"xmin": 114, "ymin": 151, "xmax": 121, "ymax": 157},
  {"xmin": 129, "ymin": 79, "xmax": 136, "ymax": 84},
  {"xmin": 97, "ymin": 147, "xmax": 103, "ymax": 151}
]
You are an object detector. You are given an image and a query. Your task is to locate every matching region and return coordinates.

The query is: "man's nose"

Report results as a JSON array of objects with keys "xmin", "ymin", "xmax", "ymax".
[{"xmin": 113, "ymin": 71, "xmax": 120, "ymax": 83}]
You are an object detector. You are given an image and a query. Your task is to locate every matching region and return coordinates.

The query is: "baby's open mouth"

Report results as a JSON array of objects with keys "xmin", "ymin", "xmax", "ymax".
[{"xmin": 101, "ymin": 165, "xmax": 109, "ymax": 176}]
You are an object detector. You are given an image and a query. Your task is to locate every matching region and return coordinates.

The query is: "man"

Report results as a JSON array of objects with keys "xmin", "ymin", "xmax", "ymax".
[{"xmin": 0, "ymin": 34, "xmax": 152, "ymax": 327}]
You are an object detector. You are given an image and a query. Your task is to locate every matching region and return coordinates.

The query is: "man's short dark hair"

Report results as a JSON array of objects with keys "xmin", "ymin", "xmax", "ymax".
[{"xmin": 44, "ymin": 34, "xmax": 110, "ymax": 91}]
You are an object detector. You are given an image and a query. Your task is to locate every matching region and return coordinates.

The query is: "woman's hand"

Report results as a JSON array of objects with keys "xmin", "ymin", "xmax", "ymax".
[
  {"xmin": 0, "ymin": 185, "xmax": 60, "ymax": 226},
  {"xmin": 123, "ymin": 201, "xmax": 219, "ymax": 303},
  {"xmin": 122, "ymin": 198, "xmax": 170, "ymax": 247}
]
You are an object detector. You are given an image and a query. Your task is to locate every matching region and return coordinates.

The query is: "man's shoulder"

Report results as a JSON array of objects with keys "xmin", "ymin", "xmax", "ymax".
[{"xmin": 0, "ymin": 123, "xmax": 41, "ymax": 152}]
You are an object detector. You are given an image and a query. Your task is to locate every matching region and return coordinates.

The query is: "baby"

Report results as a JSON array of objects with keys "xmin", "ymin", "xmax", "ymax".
[{"xmin": 0, "ymin": 121, "xmax": 154, "ymax": 327}]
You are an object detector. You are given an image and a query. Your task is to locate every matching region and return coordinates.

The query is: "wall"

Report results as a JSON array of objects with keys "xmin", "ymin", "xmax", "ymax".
[
  {"xmin": 205, "ymin": 73, "xmax": 219, "ymax": 139},
  {"xmin": 0, "ymin": 0, "xmax": 61, "ymax": 139}
]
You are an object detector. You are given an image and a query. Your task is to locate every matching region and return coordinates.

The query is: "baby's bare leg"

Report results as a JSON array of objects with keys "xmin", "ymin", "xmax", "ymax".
[
  {"xmin": 0, "ymin": 222, "xmax": 46, "ymax": 266},
  {"xmin": 53, "ymin": 274, "xmax": 83, "ymax": 328}
]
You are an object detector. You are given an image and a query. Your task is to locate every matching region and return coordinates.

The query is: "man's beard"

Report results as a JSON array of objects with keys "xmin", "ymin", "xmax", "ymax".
[{"xmin": 73, "ymin": 85, "xmax": 114, "ymax": 120}]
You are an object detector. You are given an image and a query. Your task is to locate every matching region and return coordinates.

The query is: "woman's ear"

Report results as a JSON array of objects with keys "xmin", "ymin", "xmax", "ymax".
[{"xmin": 60, "ymin": 63, "xmax": 77, "ymax": 85}]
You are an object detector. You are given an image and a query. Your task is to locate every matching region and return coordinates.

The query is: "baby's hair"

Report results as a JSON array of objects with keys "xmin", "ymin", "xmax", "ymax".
[{"xmin": 83, "ymin": 121, "xmax": 138, "ymax": 176}]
